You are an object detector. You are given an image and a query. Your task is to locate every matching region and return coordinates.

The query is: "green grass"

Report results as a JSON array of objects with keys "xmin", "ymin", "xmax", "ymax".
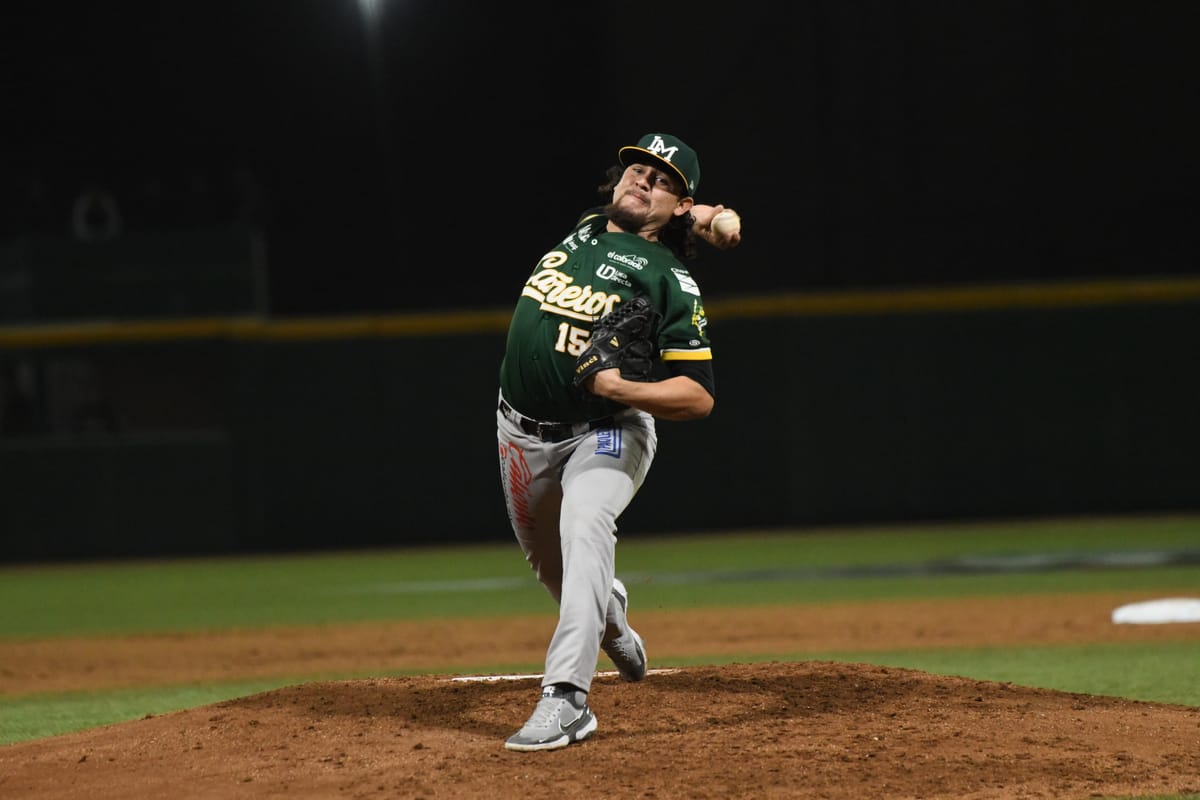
[
  {"xmin": 782, "ymin": 640, "xmax": 1200, "ymax": 705},
  {"xmin": 3, "ymin": 513, "xmax": 1198, "ymax": 638},
  {"xmin": 2, "ymin": 513, "xmax": 1198, "ymax": 760},
  {"xmin": 0, "ymin": 680, "xmax": 292, "ymax": 745}
]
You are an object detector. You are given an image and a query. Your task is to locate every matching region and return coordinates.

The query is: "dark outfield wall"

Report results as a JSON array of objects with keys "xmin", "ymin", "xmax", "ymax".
[{"xmin": 2, "ymin": 281, "xmax": 1199, "ymax": 562}]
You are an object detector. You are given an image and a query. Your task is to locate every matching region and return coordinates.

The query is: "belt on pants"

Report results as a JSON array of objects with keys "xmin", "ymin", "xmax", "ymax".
[{"xmin": 498, "ymin": 398, "xmax": 615, "ymax": 443}]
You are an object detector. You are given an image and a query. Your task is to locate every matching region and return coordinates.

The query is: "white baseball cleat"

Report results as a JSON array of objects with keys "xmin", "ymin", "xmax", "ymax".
[
  {"xmin": 505, "ymin": 685, "xmax": 597, "ymax": 751},
  {"xmin": 602, "ymin": 578, "xmax": 647, "ymax": 682}
]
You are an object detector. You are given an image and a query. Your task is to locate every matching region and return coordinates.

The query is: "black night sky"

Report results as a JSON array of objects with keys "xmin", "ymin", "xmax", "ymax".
[{"xmin": 5, "ymin": 2, "xmax": 1198, "ymax": 316}]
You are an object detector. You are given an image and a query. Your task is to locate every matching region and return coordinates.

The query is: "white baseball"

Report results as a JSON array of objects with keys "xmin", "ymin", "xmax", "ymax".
[{"xmin": 712, "ymin": 209, "xmax": 741, "ymax": 237}]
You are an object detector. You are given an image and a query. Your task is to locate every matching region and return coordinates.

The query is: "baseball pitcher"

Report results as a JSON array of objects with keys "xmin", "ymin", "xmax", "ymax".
[{"xmin": 496, "ymin": 132, "xmax": 741, "ymax": 751}]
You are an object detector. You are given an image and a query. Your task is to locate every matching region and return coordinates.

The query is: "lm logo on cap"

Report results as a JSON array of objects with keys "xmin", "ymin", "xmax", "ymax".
[{"xmin": 646, "ymin": 135, "xmax": 679, "ymax": 162}]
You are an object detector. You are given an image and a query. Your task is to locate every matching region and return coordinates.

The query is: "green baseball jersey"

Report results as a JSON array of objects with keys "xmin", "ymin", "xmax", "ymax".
[{"xmin": 499, "ymin": 211, "xmax": 712, "ymax": 423}]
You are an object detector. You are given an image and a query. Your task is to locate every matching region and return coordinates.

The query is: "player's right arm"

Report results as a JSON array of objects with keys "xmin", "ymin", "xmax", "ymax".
[{"xmin": 690, "ymin": 203, "xmax": 742, "ymax": 250}]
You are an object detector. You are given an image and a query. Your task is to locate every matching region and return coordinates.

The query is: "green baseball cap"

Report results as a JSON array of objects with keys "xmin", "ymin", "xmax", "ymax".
[{"xmin": 618, "ymin": 133, "xmax": 700, "ymax": 198}]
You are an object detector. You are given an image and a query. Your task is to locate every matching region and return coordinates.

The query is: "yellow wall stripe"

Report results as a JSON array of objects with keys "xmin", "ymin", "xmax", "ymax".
[
  {"xmin": 705, "ymin": 276, "xmax": 1200, "ymax": 318},
  {"xmin": 2, "ymin": 277, "xmax": 1197, "ymax": 348}
]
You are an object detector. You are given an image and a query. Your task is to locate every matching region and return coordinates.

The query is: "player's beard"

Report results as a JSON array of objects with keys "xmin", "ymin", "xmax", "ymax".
[{"xmin": 605, "ymin": 198, "xmax": 650, "ymax": 234}]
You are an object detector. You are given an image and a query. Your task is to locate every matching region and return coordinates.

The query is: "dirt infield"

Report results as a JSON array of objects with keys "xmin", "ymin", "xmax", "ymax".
[{"xmin": 3, "ymin": 591, "xmax": 1200, "ymax": 799}]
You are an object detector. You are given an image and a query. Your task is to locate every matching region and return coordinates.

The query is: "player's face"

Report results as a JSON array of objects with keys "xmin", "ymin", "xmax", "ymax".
[{"xmin": 610, "ymin": 163, "xmax": 692, "ymax": 234}]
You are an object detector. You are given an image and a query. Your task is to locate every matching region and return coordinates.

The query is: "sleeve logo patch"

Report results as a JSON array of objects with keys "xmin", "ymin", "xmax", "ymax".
[
  {"xmin": 691, "ymin": 299, "xmax": 708, "ymax": 336},
  {"xmin": 671, "ymin": 267, "xmax": 700, "ymax": 296}
]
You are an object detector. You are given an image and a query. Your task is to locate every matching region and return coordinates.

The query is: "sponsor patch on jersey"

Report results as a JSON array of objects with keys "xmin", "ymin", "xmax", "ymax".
[
  {"xmin": 606, "ymin": 251, "xmax": 648, "ymax": 271},
  {"xmin": 594, "ymin": 426, "xmax": 622, "ymax": 458},
  {"xmin": 671, "ymin": 267, "xmax": 700, "ymax": 296},
  {"xmin": 595, "ymin": 264, "xmax": 631, "ymax": 286}
]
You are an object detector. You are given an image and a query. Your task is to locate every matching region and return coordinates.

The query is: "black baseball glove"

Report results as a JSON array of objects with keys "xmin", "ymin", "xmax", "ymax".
[{"xmin": 573, "ymin": 295, "xmax": 662, "ymax": 389}]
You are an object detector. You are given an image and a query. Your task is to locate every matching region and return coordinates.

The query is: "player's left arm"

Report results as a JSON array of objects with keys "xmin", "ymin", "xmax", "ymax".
[
  {"xmin": 585, "ymin": 369, "xmax": 713, "ymax": 421},
  {"xmin": 584, "ymin": 267, "xmax": 717, "ymax": 420},
  {"xmin": 591, "ymin": 277, "xmax": 718, "ymax": 419}
]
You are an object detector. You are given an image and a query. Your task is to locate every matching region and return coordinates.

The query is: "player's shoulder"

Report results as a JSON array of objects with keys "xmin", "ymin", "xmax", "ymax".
[
  {"xmin": 562, "ymin": 209, "xmax": 606, "ymax": 244},
  {"xmin": 574, "ymin": 206, "xmax": 606, "ymax": 227}
]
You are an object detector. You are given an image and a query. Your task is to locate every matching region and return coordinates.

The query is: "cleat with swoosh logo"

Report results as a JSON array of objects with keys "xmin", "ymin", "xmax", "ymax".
[{"xmin": 505, "ymin": 686, "xmax": 597, "ymax": 752}]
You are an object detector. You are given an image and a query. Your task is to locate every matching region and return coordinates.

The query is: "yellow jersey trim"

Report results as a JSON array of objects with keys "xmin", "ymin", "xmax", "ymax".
[{"xmin": 661, "ymin": 348, "xmax": 712, "ymax": 361}]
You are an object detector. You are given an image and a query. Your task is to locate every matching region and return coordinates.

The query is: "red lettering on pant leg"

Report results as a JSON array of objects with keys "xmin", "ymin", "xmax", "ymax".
[{"xmin": 499, "ymin": 441, "xmax": 534, "ymax": 530}]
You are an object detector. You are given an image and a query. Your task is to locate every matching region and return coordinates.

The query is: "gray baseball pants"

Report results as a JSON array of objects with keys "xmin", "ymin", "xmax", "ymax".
[{"xmin": 496, "ymin": 398, "xmax": 656, "ymax": 692}]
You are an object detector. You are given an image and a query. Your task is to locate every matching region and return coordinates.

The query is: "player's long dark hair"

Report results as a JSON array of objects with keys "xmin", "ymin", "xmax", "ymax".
[{"xmin": 599, "ymin": 165, "xmax": 698, "ymax": 262}]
